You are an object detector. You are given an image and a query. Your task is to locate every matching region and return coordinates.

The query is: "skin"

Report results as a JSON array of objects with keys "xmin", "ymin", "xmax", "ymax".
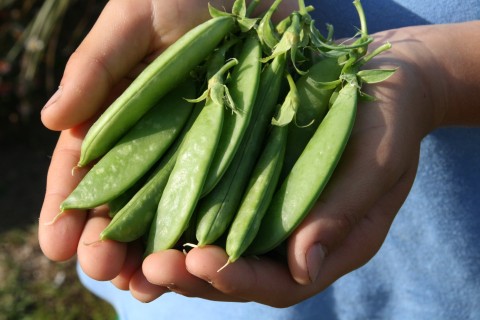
[{"xmin": 39, "ymin": 0, "xmax": 480, "ymax": 308}]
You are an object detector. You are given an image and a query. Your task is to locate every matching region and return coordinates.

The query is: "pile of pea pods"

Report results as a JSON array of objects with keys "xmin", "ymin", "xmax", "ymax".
[{"xmin": 58, "ymin": 0, "xmax": 395, "ymax": 264}]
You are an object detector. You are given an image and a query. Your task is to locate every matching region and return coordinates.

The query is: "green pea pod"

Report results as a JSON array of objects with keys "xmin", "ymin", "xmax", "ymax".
[
  {"xmin": 146, "ymin": 59, "xmax": 238, "ymax": 254},
  {"xmin": 225, "ymin": 124, "xmax": 287, "ymax": 264},
  {"xmin": 201, "ymin": 35, "xmax": 262, "ymax": 196},
  {"xmin": 99, "ymin": 148, "xmax": 177, "ymax": 243},
  {"xmin": 107, "ymin": 171, "xmax": 149, "ymax": 218},
  {"xmin": 280, "ymin": 57, "xmax": 342, "ymax": 180},
  {"xmin": 195, "ymin": 53, "xmax": 286, "ymax": 246},
  {"xmin": 60, "ymin": 80, "xmax": 196, "ymax": 211},
  {"xmin": 78, "ymin": 16, "xmax": 235, "ymax": 167},
  {"xmin": 248, "ymin": 81, "xmax": 358, "ymax": 256},
  {"xmin": 100, "ymin": 104, "xmax": 204, "ymax": 242}
]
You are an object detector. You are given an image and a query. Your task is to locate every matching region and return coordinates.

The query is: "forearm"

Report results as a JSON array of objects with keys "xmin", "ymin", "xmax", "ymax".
[{"xmin": 378, "ymin": 21, "xmax": 480, "ymax": 130}]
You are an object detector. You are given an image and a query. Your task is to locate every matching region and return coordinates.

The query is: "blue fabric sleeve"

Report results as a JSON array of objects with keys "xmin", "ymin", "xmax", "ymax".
[
  {"xmin": 79, "ymin": 1, "xmax": 480, "ymax": 319},
  {"xmin": 311, "ymin": 0, "xmax": 479, "ymax": 37}
]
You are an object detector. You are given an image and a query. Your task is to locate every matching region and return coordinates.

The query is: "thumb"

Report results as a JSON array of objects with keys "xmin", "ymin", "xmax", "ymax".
[
  {"xmin": 40, "ymin": 1, "xmax": 159, "ymax": 131},
  {"xmin": 286, "ymin": 128, "xmax": 418, "ymax": 286}
]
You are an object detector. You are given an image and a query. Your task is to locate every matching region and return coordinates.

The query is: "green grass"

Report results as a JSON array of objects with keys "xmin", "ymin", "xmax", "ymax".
[{"xmin": 0, "ymin": 225, "xmax": 117, "ymax": 320}]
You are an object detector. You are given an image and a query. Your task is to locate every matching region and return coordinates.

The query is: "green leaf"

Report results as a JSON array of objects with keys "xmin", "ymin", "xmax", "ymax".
[
  {"xmin": 272, "ymin": 92, "xmax": 298, "ymax": 126},
  {"xmin": 310, "ymin": 78, "xmax": 342, "ymax": 90},
  {"xmin": 272, "ymin": 73, "xmax": 299, "ymax": 126},
  {"xmin": 261, "ymin": 13, "xmax": 300, "ymax": 63},
  {"xmin": 357, "ymin": 68, "xmax": 397, "ymax": 84},
  {"xmin": 237, "ymin": 17, "xmax": 258, "ymax": 32},
  {"xmin": 358, "ymin": 91, "xmax": 377, "ymax": 102},
  {"xmin": 232, "ymin": 0, "xmax": 246, "ymax": 17},
  {"xmin": 208, "ymin": 4, "xmax": 230, "ymax": 18}
]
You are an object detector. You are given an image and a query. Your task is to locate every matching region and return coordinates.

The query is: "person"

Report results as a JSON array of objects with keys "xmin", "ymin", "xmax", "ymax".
[{"xmin": 38, "ymin": 0, "xmax": 480, "ymax": 319}]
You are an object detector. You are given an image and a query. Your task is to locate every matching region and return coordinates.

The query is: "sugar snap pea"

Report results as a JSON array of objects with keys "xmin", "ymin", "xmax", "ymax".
[
  {"xmin": 280, "ymin": 56, "xmax": 342, "ymax": 179},
  {"xmin": 201, "ymin": 35, "xmax": 262, "ymax": 196},
  {"xmin": 248, "ymin": 80, "xmax": 358, "ymax": 255},
  {"xmin": 225, "ymin": 123, "xmax": 288, "ymax": 264},
  {"xmin": 60, "ymin": 80, "xmax": 195, "ymax": 211},
  {"xmin": 78, "ymin": 16, "xmax": 235, "ymax": 167},
  {"xmin": 107, "ymin": 168, "xmax": 151, "ymax": 218},
  {"xmin": 145, "ymin": 58, "xmax": 238, "ymax": 254},
  {"xmin": 224, "ymin": 73, "xmax": 298, "ymax": 262},
  {"xmin": 99, "ymin": 148, "xmax": 177, "ymax": 243},
  {"xmin": 100, "ymin": 103, "xmax": 204, "ymax": 242},
  {"xmin": 195, "ymin": 52, "xmax": 287, "ymax": 246}
]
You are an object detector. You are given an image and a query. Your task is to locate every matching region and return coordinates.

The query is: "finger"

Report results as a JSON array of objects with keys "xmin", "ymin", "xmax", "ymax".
[
  {"xmin": 286, "ymin": 101, "xmax": 420, "ymax": 284},
  {"xmin": 310, "ymin": 162, "xmax": 418, "ymax": 289},
  {"xmin": 38, "ymin": 126, "xmax": 90, "ymax": 261},
  {"xmin": 185, "ymin": 246, "xmax": 311, "ymax": 307},
  {"xmin": 40, "ymin": 0, "xmax": 160, "ymax": 130},
  {"xmin": 129, "ymin": 267, "xmax": 169, "ymax": 303},
  {"xmin": 111, "ymin": 240, "xmax": 144, "ymax": 290},
  {"xmin": 40, "ymin": 0, "xmax": 221, "ymax": 131},
  {"xmin": 143, "ymin": 249, "xmax": 242, "ymax": 302},
  {"xmin": 77, "ymin": 207, "xmax": 128, "ymax": 281}
]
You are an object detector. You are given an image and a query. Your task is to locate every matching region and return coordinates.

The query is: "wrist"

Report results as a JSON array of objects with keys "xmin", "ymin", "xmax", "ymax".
[{"xmin": 394, "ymin": 22, "xmax": 480, "ymax": 129}]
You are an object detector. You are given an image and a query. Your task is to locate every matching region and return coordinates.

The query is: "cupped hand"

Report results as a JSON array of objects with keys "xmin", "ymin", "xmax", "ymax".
[
  {"xmin": 39, "ymin": 0, "xmax": 437, "ymax": 308},
  {"xmin": 38, "ymin": 0, "xmax": 235, "ymax": 274},
  {"xmin": 141, "ymin": 31, "xmax": 433, "ymax": 306},
  {"xmin": 37, "ymin": 0, "xmax": 301, "ymax": 300}
]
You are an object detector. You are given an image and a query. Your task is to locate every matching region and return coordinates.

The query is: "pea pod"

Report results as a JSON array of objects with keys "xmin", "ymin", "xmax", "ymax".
[
  {"xmin": 100, "ymin": 104, "xmax": 203, "ymax": 242},
  {"xmin": 60, "ymin": 80, "xmax": 196, "ymax": 211},
  {"xmin": 280, "ymin": 56, "xmax": 342, "ymax": 179},
  {"xmin": 201, "ymin": 35, "xmax": 262, "ymax": 195},
  {"xmin": 99, "ymin": 148, "xmax": 177, "ymax": 243},
  {"xmin": 195, "ymin": 53, "xmax": 286, "ymax": 246},
  {"xmin": 248, "ymin": 80, "xmax": 358, "ymax": 255},
  {"xmin": 107, "ymin": 170, "xmax": 150, "ymax": 218},
  {"xmin": 225, "ymin": 124, "xmax": 288, "ymax": 264},
  {"xmin": 78, "ymin": 16, "xmax": 235, "ymax": 167},
  {"xmin": 145, "ymin": 58, "xmax": 238, "ymax": 254}
]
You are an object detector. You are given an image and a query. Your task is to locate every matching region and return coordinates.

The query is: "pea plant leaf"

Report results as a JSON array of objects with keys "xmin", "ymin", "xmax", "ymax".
[
  {"xmin": 237, "ymin": 17, "xmax": 258, "ymax": 33},
  {"xmin": 208, "ymin": 4, "xmax": 231, "ymax": 18},
  {"xmin": 256, "ymin": 0, "xmax": 283, "ymax": 50},
  {"xmin": 309, "ymin": 78, "xmax": 342, "ymax": 90},
  {"xmin": 357, "ymin": 68, "xmax": 397, "ymax": 84},
  {"xmin": 232, "ymin": 0, "xmax": 247, "ymax": 17},
  {"xmin": 272, "ymin": 74, "xmax": 299, "ymax": 126},
  {"xmin": 261, "ymin": 13, "xmax": 301, "ymax": 63}
]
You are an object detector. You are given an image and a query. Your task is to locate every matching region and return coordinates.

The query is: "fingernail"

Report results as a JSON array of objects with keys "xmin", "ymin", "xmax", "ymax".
[
  {"xmin": 42, "ymin": 86, "xmax": 62, "ymax": 111},
  {"xmin": 306, "ymin": 243, "xmax": 327, "ymax": 283}
]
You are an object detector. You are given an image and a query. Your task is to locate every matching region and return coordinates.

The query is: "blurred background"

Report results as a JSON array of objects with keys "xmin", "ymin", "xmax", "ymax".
[{"xmin": 0, "ymin": 0, "xmax": 116, "ymax": 318}]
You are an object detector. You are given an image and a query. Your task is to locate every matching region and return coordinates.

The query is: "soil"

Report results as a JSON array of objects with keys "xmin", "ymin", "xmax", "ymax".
[{"xmin": 0, "ymin": 116, "xmax": 58, "ymax": 234}]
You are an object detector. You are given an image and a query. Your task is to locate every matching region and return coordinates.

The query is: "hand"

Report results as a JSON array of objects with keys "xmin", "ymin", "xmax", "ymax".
[
  {"xmin": 38, "ymin": 0, "xmax": 227, "ymax": 287},
  {"xmin": 141, "ymin": 33, "xmax": 427, "ymax": 306},
  {"xmin": 39, "ymin": 0, "xmax": 480, "ymax": 308},
  {"xmin": 38, "ymin": 0, "xmax": 304, "ymax": 302},
  {"xmin": 158, "ymin": 22, "xmax": 480, "ymax": 307}
]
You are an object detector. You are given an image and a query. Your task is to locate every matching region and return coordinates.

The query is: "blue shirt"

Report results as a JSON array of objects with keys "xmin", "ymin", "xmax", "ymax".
[{"xmin": 79, "ymin": 1, "xmax": 480, "ymax": 319}]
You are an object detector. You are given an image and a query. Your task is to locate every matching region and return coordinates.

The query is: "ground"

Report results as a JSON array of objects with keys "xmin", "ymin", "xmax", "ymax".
[{"xmin": 0, "ymin": 1, "xmax": 117, "ymax": 318}]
